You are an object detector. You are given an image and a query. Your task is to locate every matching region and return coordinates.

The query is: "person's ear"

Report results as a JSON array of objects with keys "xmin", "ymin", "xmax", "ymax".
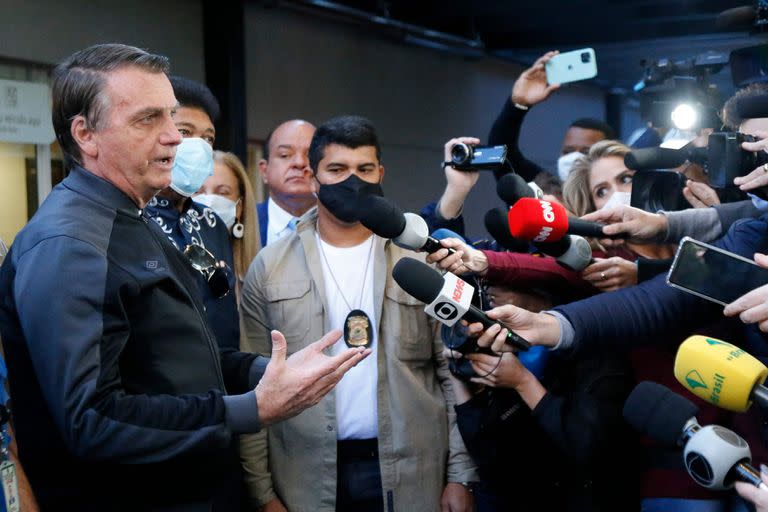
[
  {"xmin": 378, "ymin": 165, "xmax": 385, "ymax": 183},
  {"xmin": 257, "ymin": 159, "xmax": 269, "ymax": 184},
  {"xmin": 71, "ymin": 115, "xmax": 98, "ymax": 159}
]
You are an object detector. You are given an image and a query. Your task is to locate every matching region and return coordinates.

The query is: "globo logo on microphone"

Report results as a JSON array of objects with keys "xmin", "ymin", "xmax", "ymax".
[
  {"xmin": 674, "ymin": 335, "xmax": 768, "ymax": 412},
  {"xmin": 424, "ymin": 272, "xmax": 472, "ymax": 327}
]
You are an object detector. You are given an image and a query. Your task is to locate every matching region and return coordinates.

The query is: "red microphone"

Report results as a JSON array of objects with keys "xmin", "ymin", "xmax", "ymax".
[{"xmin": 508, "ymin": 198, "xmax": 610, "ymax": 242}]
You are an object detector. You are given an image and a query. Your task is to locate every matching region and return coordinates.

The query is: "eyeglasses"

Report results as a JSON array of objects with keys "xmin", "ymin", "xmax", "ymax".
[{"xmin": 183, "ymin": 244, "xmax": 230, "ymax": 299}]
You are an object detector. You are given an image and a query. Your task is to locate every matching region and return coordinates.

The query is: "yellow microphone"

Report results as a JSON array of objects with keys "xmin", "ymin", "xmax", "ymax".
[{"xmin": 674, "ymin": 335, "xmax": 768, "ymax": 412}]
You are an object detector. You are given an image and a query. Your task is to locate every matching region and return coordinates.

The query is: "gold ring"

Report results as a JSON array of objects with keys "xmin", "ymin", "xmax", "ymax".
[{"xmin": 600, "ymin": 272, "xmax": 606, "ymax": 280}]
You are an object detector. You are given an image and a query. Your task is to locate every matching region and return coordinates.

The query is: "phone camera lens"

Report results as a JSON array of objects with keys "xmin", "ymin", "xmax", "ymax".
[{"xmin": 581, "ymin": 52, "xmax": 591, "ymax": 63}]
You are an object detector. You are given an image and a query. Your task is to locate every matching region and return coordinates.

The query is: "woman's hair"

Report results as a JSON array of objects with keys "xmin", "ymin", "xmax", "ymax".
[
  {"xmin": 212, "ymin": 151, "xmax": 260, "ymax": 281},
  {"xmin": 562, "ymin": 139, "xmax": 632, "ymax": 217}
]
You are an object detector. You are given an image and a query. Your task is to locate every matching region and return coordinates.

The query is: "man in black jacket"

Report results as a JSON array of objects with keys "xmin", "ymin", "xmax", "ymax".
[{"xmin": 0, "ymin": 43, "xmax": 368, "ymax": 511}]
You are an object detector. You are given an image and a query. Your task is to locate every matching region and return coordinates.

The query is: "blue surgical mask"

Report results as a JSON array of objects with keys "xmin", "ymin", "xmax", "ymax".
[{"xmin": 170, "ymin": 138, "xmax": 213, "ymax": 197}]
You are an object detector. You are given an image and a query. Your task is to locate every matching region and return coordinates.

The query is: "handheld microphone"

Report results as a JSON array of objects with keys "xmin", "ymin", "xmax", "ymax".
[
  {"xmin": 483, "ymin": 208, "xmax": 530, "ymax": 252},
  {"xmin": 624, "ymin": 381, "xmax": 766, "ymax": 491},
  {"xmin": 674, "ymin": 335, "xmax": 768, "ymax": 413},
  {"xmin": 535, "ymin": 235, "xmax": 593, "ymax": 272},
  {"xmin": 496, "ymin": 173, "xmax": 536, "ymax": 205},
  {"xmin": 625, "ymin": 147, "xmax": 688, "ymax": 171},
  {"xmin": 358, "ymin": 196, "xmax": 455, "ymax": 255},
  {"xmin": 507, "ymin": 197, "xmax": 620, "ymax": 242},
  {"xmin": 392, "ymin": 257, "xmax": 531, "ymax": 351}
]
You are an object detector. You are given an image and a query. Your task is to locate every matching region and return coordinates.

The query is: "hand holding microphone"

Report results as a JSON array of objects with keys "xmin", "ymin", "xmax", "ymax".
[
  {"xmin": 508, "ymin": 197, "xmax": 626, "ymax": 242},
  {"xmin": 735, "ymin": 131, "xmax": 768, "ymax": 192},
  {"xmin": 580, "ymin": 204, "xmax": 669, "ymax": 246},
  {"xmin": 391, "ymin": 258, "xmax": 531, "ymax": 351},
  {"xmin": 425, "ymin": 237, "xmax": 489, "ymax": 276},
  {"xmin": 581, "ymin": 256, "xmax": 638, "ymax": 292}
]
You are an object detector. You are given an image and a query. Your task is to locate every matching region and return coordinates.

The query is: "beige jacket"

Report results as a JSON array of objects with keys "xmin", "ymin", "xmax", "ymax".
[{"xmin": 239, "ymin": 209, "xmax": 477, "ymax": 512}]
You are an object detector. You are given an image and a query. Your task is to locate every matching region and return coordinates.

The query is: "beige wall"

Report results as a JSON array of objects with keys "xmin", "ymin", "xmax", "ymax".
[{"xmin": 0, "ymin": 142, "xmax": 34, "ymax": 245}]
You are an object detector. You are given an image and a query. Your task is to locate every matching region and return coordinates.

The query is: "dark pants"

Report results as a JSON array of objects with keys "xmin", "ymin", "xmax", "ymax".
[{"xmin": 336, "ymin": 438, "xmax": 384, "ymax": 512}]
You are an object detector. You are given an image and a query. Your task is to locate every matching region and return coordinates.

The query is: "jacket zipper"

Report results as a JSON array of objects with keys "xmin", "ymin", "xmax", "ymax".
[{"xmin": 140, "ymin": 214, "xmax": 226, "ymax": 389}]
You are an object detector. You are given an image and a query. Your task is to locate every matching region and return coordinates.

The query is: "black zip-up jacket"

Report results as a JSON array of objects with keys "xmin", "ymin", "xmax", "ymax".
[{"xmin": 0, "ymin": 167, "xmax": 266, "ymax": 510}]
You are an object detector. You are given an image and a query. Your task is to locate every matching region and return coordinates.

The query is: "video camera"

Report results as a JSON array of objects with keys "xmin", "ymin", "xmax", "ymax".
[
  {"xmin": 447, "ymin": 143, "xmax": 508, "ymax": 171},
  {"xmin": 634, "ymin": 52, "xmax": 727, "ymax": 130},
  {"xmin": 625, "ymin": 132, "xmax": 766, "ymax": 211}
]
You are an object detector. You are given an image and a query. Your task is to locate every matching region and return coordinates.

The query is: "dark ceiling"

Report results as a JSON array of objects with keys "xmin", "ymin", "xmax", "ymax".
[{"xmin": 277, "ymin": 0, "xmax": 768, "ymax": 96}]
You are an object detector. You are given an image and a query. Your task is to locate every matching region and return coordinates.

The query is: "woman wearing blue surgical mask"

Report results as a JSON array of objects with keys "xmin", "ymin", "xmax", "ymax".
[{"xmin": 194, "ymin": 151, "xmax": 260, "ymax": 294}]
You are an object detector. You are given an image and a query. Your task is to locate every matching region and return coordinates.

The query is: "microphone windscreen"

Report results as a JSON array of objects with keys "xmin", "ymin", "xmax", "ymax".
[
  {"xmin": 623, "ymin": 381, "xmax": 699, "ymax": 447},
  {"xmin": 716, "ymin": 5, "xmax": 755, "ymax": 29},
  {"xmin": 508, "ymin": 198, "xmax": 568, "ymax": 242},
  {"xmin": 392, "ymin": 257, "xmax": 444, "ymax": 304},
  {"xmin": 736, "ymin": 94, "xmax": 768, "ymax": 120},
  {"xmin": 484, "ymin": 208, "xmax": 529, "ymax": 252},
  {"xmin": 625, "ymin": 147, "xmax": 687, "ymax": 171},
  {"xmin": 674, "ymin": 335, "xmax": 768, "ymax": 412},
  {"xmin": 497, "ymin": 173, "xmax": 535, "ymax": 205},
  {"xmin": 358, "ymin": 196, "xmax": 406, "ymax": 239}
]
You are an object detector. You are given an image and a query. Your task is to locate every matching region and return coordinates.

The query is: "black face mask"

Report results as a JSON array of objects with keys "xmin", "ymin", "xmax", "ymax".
[{"xmin": 317, "ymin": 174, "xmax": 384, "ymax": 223}]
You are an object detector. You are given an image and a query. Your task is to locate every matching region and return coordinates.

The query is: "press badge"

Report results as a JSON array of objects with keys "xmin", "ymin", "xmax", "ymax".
[{"xmin": 0, "ymin": 459, "xmax": 19, "ymax": 512}]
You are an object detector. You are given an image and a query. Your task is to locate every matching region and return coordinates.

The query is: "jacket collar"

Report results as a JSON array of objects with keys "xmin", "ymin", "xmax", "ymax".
[{"xmin": 63, "ymin": 165, "xmax": 143, "ymax": 217}]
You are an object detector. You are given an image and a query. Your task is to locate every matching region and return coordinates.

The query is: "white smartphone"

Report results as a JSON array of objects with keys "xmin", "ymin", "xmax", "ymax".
[
  {"xmin": 666, "ymin": 237, "xmax": 768, "ymax": 306},
  {"xmin": 545, "ymin": 48, "xmax": 598, "ymax": 85}
]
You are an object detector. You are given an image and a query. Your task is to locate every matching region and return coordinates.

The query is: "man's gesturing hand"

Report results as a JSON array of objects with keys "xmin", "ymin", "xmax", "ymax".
[{"xmin": 255, "ymin": 330, "xmax": 370, "ymax": 426}]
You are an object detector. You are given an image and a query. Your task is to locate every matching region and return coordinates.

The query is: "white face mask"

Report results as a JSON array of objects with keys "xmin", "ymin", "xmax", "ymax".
[
  {"xmin": 599, "ymin": 190, "xmax": 632, "ymax": 211},
  {"xmin": 194, "ymin": 194, "xmax": 239, "ymax": 230},
  {"xmin": 557, "ymin": 151, "xmax": 584, "ymax": 181}
]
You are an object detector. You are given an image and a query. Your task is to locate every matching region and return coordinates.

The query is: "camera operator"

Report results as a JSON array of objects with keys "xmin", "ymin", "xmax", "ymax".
[
  {"xmin": 488, "ymin": 51, "xmax": 615, "ymax": 183},
  {"xmin": 428, "ymin": 239, "xmax": 637, "ymax": 511},
  {"xmin": 584, "ymin": 85, "xmax": 768, "ymax": 248}
]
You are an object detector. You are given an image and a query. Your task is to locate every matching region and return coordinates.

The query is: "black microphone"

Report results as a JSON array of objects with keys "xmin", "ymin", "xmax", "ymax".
[
  {"xmin": 497, "ymin": 173, "xmax": 536, "ymax": 205},
  {"xmin": 392, "ymin": 257, "xmax": 530, "ymax": 351},
  {"xmin": 736, "ymin": 94, "xmax": 768, "ymax": 120},
  {"xmin": 483, "ymin": 208, "xmax": 530, "ymax": 252},
  {"xmin": 625, "ymin": 147, "xmax": 688, "ymax": 171},
  {"xmin": 358, "ymin": 196, "xmax": 455, "ymax": 255},
  {"xmin": 624, "ymin": 381, "xmax": 767, "ymax": 491}
]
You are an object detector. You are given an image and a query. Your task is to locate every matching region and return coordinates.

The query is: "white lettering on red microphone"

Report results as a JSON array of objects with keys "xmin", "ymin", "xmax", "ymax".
[
  {"xmin": 540, "ymin": 200, "xmax": 555, "ymax": 223},
  {"xmin": 452, "ymin": 278, "xmax": 466, "ymax": 301},
  {"xmin": 532, "ymin": 200, "xmax": 556, "ymax": 242}
]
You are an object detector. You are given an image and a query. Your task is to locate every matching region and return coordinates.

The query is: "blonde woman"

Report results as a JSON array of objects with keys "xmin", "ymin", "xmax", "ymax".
[
  {"xmin": 563, "ymin": 140, "xmax": 674, "ymax": 292},
  {"xmin": 195, "ymin": 151, "xmax": 260, "ymax": 294}
]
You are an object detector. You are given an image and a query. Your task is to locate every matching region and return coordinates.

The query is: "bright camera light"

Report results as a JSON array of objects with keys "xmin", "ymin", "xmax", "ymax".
[{"xmin": 671, "ymin": 103, "xmax": 699, "ymax": 131}]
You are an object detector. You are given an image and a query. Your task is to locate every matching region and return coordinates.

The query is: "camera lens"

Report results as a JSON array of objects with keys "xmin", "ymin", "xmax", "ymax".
[
  {"xmin": 450, "ymin": 143, "xmax": 472, "ymax": 166},
  {"xmin": 581, "ymin": 52, "xmax": 591, "ymax": 63}
]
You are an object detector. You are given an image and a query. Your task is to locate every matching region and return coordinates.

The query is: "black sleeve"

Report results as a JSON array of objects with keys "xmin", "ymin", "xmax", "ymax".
[
  {"xmin": 636, "ymin": 257, "xmax": 672, "ymax": 283},
  {"xmin": 531, "ymin": 354, "xmax": 634, "ymax": 466},
  {"xmin": 488, "ymin": 97, "xmax": 546, "ymax": 182},
  {"xmin": 219, "ymin": 348, "xmax": 268, "ymax": 395}
]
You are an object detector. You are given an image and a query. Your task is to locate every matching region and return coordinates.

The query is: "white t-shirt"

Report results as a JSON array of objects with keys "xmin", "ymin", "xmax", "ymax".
[{"xmin": 317, "ymin": 233, "xmax": 379, "ymax": 440}]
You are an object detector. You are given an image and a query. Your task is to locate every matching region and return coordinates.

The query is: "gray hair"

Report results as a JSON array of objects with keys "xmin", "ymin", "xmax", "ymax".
[{"xmin": 52, "ymin": 44, "xmax": 170, "ymax": 165}]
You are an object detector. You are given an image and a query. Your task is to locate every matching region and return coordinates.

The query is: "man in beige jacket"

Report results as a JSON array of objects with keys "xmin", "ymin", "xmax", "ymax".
[{"xmin": 240, "ymin": 115, "xmax": 477, "ymax": 512}]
